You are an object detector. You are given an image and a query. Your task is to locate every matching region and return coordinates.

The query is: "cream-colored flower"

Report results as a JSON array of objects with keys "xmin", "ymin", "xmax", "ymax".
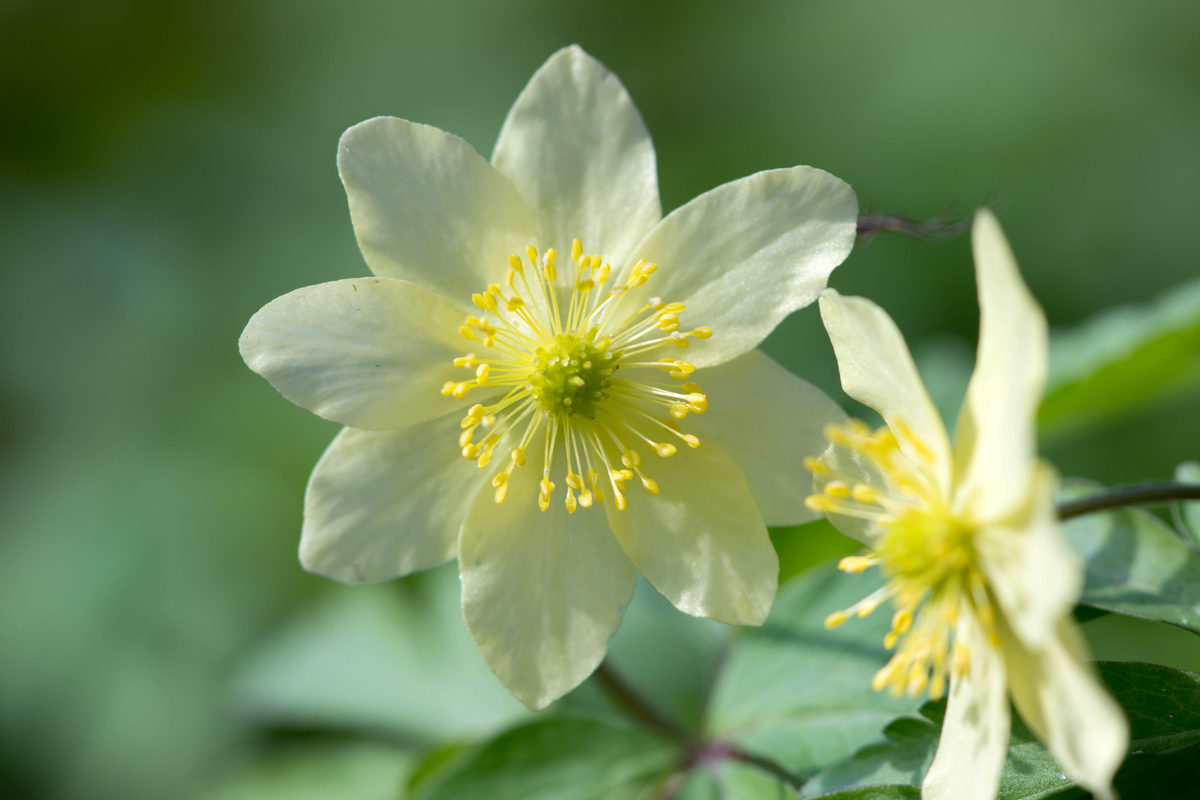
[
  {"xmin": 240, "ymin": 45, "xmax": 858, "ymax": 709},
  {"xmin": 807, "ymin": 210, "xmax": 1128, "ymax": 800}
]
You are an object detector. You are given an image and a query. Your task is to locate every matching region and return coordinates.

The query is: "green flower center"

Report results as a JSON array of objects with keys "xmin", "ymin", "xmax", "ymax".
[
  {"xmin": 529, "ymin": 333, "xmax": 619, "ymax": 418},
  {"xmin": 444, "ymin": 238, "xmax": 711, "ymax": 512},
  {"xmin": 878, "ymin": 507, "xmax": 976, "ymax": 587},
  {"xmin": 806, "ymin": 420, "xmax": 996, "ymax": 700}
]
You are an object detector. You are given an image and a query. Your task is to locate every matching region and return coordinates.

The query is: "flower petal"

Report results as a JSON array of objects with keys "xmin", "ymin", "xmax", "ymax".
[
  {"xmin": 819, "ymin": 289, "xmax": 953, "ymax": 495},
  {"xmin": 491, "ymin": 45, "xmax": 661, "ymax": 267},
  {"xmin": 300, "ymin": 416, "xmax": 477, "ymax": 582},
  {"xmin": 338, "ymin": 116, "xmax": 535, "ymax": 303},
  {"xmin": 923, "ymin": 612, "xmax": 1010, "ymax": 800},
  {"xmin": 1001, "ymin": 619, "xmax": 1128, "ymax": 800},
  {"xmin": 953, "ymin": 209, "xmax": 1049, "ymax": 521},
  {"xmin": 240, "ymin": 278, "xmax": 467, "ymax": 430},
  {"xmin": 628, "ymin": 166, "xmax": 857, "ymax": 368},
  {"xmin": 606, "ymin": 443, "xmax": 777, "ymax": 625},
  {"xmin": 689, "ymin": 350, "xmax": 846, "ymax": 526},
  {"xmin": 978, "ymin": 464, "xmax": 1081, "ymax": 648},
  {"xmin": 459, "ymin": 456, "xmax": 637, "ymax": 710}
]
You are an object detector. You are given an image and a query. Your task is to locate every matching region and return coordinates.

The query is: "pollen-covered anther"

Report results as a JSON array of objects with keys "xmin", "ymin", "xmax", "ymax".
[
  {"xmin": 804, "ymin": 494, "xmax": 835, "ymax": 513},
  {"xmin": 668, "ymin": 360, "xmax": 696, "ymax": 379},
  {"xmin": 824, "ymin": 481, "xmax": 851, "ymax": 499},
  {"xmin": 852, "ymin": 484, "xmax": 879, "ymax": 504},
  {"xmin": 538, "ymin": 477, "xmax": 555, "ymax": 511},
  {"xmin": 491, "ymin": 471, "xmax": 511, "ymax": 504},
  {"xmin": 837, "ymin": 555, "xmax": 878, "ymax": 574},
  {"xmin": 443, "ymin": 382, "xmax": 468, "ymax": 399},
  {"xmin": 652, "ymin": 442, "xmax": 677, "ymax": 458},
  {"xmin": 803, "ymin": 456, "xmax": 830, "ymax": 476},
  {"xmin": 825, "ymin": 609, "xmax": 851, "ymax": 629}
]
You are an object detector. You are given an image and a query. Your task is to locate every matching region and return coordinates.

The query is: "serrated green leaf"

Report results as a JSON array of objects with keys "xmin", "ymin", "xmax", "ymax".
[
  {"xmin": 803, "ymin": 662, "xmax": 1200, "ymax": 800},
  {"xmin": 800, "ymin": 705, "xmax": 1072, "ymax": 800},
  {"xmin": 414, "ymin": 717, "xmax": 681, "ymax": 800},
  {"xmin": 1039, "ymin": 278, "xmax": 1200, "ymax": 439},
  {"xmin": 801, "ymin": 702, "xmax": 1074, "ymax": 800},
  {"xmin": 1172, "ymin": 461, "xmax": 1200, "ymax": 548},
  {"xmin": 797, "ymin": 716, "xmax": 936, "ymax": 798},
  {"xmin": 706, "ymin": 561, "xmax": 923, "ymax": 778},
  {"xmin": 1060, "ymin": 480, "xmax": 1200, "ymax": 635}
]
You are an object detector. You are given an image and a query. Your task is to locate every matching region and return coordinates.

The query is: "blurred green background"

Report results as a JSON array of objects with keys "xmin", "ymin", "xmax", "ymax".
[{"xmin": 2, "ymin": 1, "xmax": 1199, "ymax": 798}]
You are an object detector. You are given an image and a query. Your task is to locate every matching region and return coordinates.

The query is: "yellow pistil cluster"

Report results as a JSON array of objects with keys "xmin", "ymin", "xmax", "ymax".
[
  {"xmin": 805, "ymin": 421, "xmax": 999, "ymax": 701},
  {"xmin": 442, "ymin": 238, "xmax": 711, "ymax": 512}
]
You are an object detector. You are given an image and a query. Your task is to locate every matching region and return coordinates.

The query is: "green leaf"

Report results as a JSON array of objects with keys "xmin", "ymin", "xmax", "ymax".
[
  {"xmin": 802, "ymin": 662, "xmax": 1200, "ymax": 800},
  {"xmin": 414, "ymin": 717, "xmax": 681, "ymax": 800},
  {"xmin": 405, "ymin": 743, "xmax": 473, "ymax": 796},
  {"xmin": 1172, "ymin": 461, "xmax": 1200, "ymax": 548},
  {"xmin": 706, "ymin": 561, "xmax": 923, "ymax": 778},
  {"xmin": 1039, "ymin": 277, "xmax": 1200, "ymax": 440},
  {"xmin": 199, "ymin": 741, "xmax": 413, "ymax": 800},
  {"xmin": 1100, "ymin": 662, "xmax": 1200, "ymax": 754},
  {"xmin": 1100, "ymin": 662, "xmax": 1200, "ymax": 800},
  {"xmin": 797, "ymin": 717, "xmax": 935, "ymax": 798},
  {"xmin": 800, "ymin": 701, "xmax": 1075, "ymax": 800},
  {"xmin": 559, "ymin": 578, "xmax": 726, "ymax": 732},
  {"xmin": 718, "ymin": 762, "xmax": 798, "ymax": 799},
  {"xmin": 232, "ymin": 563, "xmax": 530, "ymax": 742},
  {"xmin": 637, "ymin": 760, "xmax": 797, "ymax": 800},
  {"xmin": 801, "ymin": 702, "xmax": 1074, "ymax": 800},
  {"xmin": 771, "ymin": 519, "xmax": 861, "ymax": 585},
  {"xmin": 1060, "ymin": 480, "xmax": 1200, "ymax": 635},
  {"xmin": 1081, "ymin": 612, "xmax": 1200, "ymax": 673},
  {"xmin": 805, "ymin": 789, "xmax": 920, "ymax": 800}
]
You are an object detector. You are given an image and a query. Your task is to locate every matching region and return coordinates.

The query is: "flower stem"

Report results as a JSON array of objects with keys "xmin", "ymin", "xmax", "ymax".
[
  {"xmin": 856, "ymin": 211, "xmax": 971, "ymax": 244},
  {"xmin": 729, "ymin": 746, "xmax": 806, "ymax": 789},
  {"xmin": 594, "ymin": 660, "xmax": 691, "ymax": 741},
  {"xmin": 594, "ymin": 660, "xmax": 806, "ymax": 793},
  {"xmin": 1056, "ymin": 482, "xmax": 1200, "ymax": 521}
]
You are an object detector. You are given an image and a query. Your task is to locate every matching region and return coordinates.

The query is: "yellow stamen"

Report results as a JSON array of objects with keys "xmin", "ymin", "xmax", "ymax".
[{"xmin": 443, "ymin": 239, "xmax": 714, "ymax": 513}]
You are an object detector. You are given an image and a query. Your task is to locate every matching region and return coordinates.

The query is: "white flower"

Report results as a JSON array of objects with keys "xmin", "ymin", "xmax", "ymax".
[
  {"xmin": 241, "ymin": 45, "xmax": 858, "ymax": 709},
  {"xmin": 807, "ymin": 210, "xmax": 1128, "ymax": 800}
]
